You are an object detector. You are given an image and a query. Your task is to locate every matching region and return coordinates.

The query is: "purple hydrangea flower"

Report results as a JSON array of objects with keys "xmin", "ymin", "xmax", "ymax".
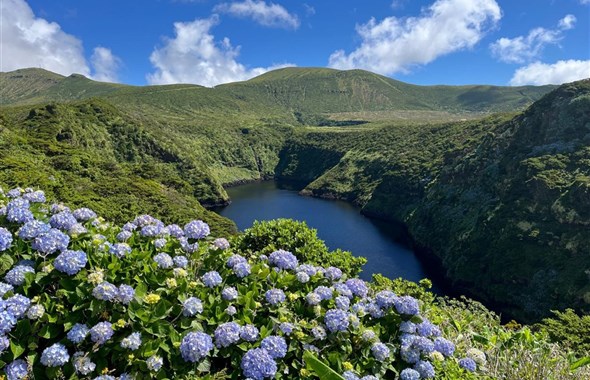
[
  {"xmin": 279, "ymin": 322, "xmax": 294, "ymax": 335},
  {"xmin": 214, "ymin": 322, "xmax": 241, "ymax": 348},
  {"xmin": 184, "ymin": 220, "xmax": 210, "ymax": 239},
  {"xmin": 233, "ymin": 262, "xmax": 251, "ymax": 278},
  {"xmin": 345, "ymin": 279, "xmax": 369, "ymax": 298},
  {"xmin": 296, "ymin": 264, "xmax": 318, "ymax": 276},
  {"xmin": 265, "ymin": 289, "xmax": 286, "ymax": 305},
  {"xmin": 110, "ymin": 243, "xmax": 131, "ymax": 258},
  {"xmin": 153, "ymin": 253, "xmax": 173, "ymax": 269},
  {"xmin": 343, "ymin": 371, "xmax": 360, "ymax": 380},
  {"xmin": 92, "ymin": 282, "xmax": 118, "ymax": 301},
  {"xmin": 40, "ymin": 343, "xmax": 70, "ymax": 367},
  {"xmin": 182, "ymin": 297, "xmax": 203, "ymax": 316},
  {"xmin": 0, "ymin": 228, "xmax": 12, "ymax": 252},
  {"xmin": 222, "ymin": 287, "xmax": 238, "ymax": 301},
  {"xmin": 459, "ymin": 358, "xmax": 477, "ymax": 372},
  {"xmin": 227, "ymin": 254, "xmax": 247, "ymax": 268},
  {"xmin": 241, "ymin": 348, "xmax": 277, "ymax": 380},
  {"xmin": 400, "ymin": 368, "xmax": 420, "ymax": 380},
  {"xmin": 180, "ymin": 331, "xmax": 213, "ymax": 362},
  {"xmin": 261, "ymin": 336, "xmax": 287, "ymax": 359},
  {"xmin": 72, "ymin": 208, "xmax": 97, "ymax": 221},
  {"xmin": 67, "ymin": 323, "xmax": 89, "ymax": 343},
  {"xmin": 117, "ymin": 284, "xmax": 135, "ymax": 304},
  {"xmin": 334, "ymin": 283, "xmax": 353, "ymax": 299},
  {"xmin": 121, "ymin": 332, "xmax": 142, "ymax": 350},
  {"xmin": 173, "ymin": 255, "xmax": 188, "ymax": 268},
  {"xmin": 371, "ymin": 342, "xmax": 390, "ymax": 362},
  {"xmin": 315, "ymin": 286, "xmax": 333, "ymax": 300},
  {"xmin": 116, "ymin": 230, "xmax": 132, "ymax": 242},
  {"xmin": 5, "ymin": 359, "xmax": 28, "ymax": 380},
  {"xmin": 325, "ymin": 309, "xmax": 349, "ymax": 332},
  {"xmin": 90, "ymin": 322, "xmax": 114, "ymax": 345},
  {"xmin": 54, "ymin": 250, "xmax": 87, "ymax": 275},
  {"xmin": 325, "ymin": 266, "xmax": 343, "ymax": 281},
  {"xmin": 240, "ymin": 324, "xmax": 259, "ymax": 342},
  {"xmin": 269, "ymin": 249, "xmax": 298, "ymax": 270},
  {"xmin": 5, "ymin": 265, "xmax": 34, "ymax": 286},
  {"xmin": 166, "ymin": 224, "xmax": 184, "ymax": 238},
  {"xmin": 212, "ymin": 237, "xmax": 230, "ymax": 249},
  {"xmin": 433, "ymin": 337, "xmax": 455, "ymax": 357},
  {"xmin": 179, "ymin": 237, "xmax": 199, "ymax": 253},
  {"xmin": 296, "ymin": 272, "xmax": 310, "ymax": 283},
  {"xmin": 202, "ymin": 271, "xmax": 222, "ymax": 288},
  {"xmin": 335, "ymin": 296, "xmax": 350, "ymax": 310},
  {"xmin": 153, "ymin": 238, "xmax": 167, "ymax": 249},
  {"xmin": 306, "ymin": 292, "xmax": 321, "ymax": 306}
]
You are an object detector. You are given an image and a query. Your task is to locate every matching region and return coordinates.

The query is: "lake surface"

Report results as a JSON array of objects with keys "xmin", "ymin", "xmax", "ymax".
[{"xmin": 215, "ymin": 181, "xmax": 440, "ymax": 291}]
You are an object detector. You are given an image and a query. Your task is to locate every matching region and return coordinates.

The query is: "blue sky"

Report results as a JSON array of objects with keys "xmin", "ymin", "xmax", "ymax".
[{"xmin": 1, "ymin": 0, "xmax": 589, "ymax": 86}]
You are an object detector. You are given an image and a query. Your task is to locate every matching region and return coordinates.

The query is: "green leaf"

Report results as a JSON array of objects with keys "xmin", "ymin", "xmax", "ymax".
[
  {"xmin": 303, "ymin": 351, "xmax": 345, "ymax": 380},
  {"xmin": 571, "ymin": 357, "xmax": 590, "ymax": 371},
  {"xmin": 10, "ymin": 340, "xmax": 25, "ymax": 359}
]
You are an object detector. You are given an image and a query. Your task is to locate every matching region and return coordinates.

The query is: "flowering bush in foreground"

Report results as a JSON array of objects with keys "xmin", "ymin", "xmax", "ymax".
[{"xmin": 0, "ymin": 187, "xmax": 476, "ymax": 379}]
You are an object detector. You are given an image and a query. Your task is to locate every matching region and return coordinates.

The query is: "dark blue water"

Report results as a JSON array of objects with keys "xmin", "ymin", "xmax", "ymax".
[{"xmin": 216, "ymin": 181, "xmax": 438, "ymax": 289}]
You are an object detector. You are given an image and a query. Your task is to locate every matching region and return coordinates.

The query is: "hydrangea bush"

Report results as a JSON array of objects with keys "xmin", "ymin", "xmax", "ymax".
[{"xmin": 0, "ymin": 187, "xmax": 475, "ymax": 379}]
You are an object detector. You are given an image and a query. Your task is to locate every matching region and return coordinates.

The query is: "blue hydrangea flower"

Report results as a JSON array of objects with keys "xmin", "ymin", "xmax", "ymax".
[
  {"xmin": 400, "ymin": 321, "xmax": 417, "ymax": 334},
  {"xmin": 311, "ymin": 326, "xmax": 326, "ymax": 340},
  {"xmin": 54, "ymin": 250, "xmax": 87, "ymax": 275},
  {"xmin": 117, "ymin": 284, "xmax": 135, "ymax": 305},
  {"xmin": 306, "ymin": 292, "xmax": 321, "ymax": 306},
  {"xmin": 166, "ymin": 224, "xmax": 184, "ymax": 238},
  {"xmin": 325, "ymin": 309, "xmax": 349, "ymax": 332},
  {"xmin": 49, "ymin": 203, "xmax": 69, "ymax": 214},
  {"xmin": 241, "ymin": 348, "xmax": 277, "ymax": 380},
  {"xmin": 18, "ymin": 221, "xmax": 50, "ymax": 240},
  {"xmin": 6, "ymin": 188, "xmax": 22, "ymax": 198},
  {"xmin": 68, "ymin": 223, "xmax": 88, "ymax": 236},
  {"xmin": 50, "ymin": 211, "xmax": 78, "ymax": 231},
  {"xmin": 122, "ymin": 222, "xmax": 137, "ymax": 231},
  {"xmin": 140, "ymin": 224, "xmax": 163, "ymax": 237},
  {"xmin": 296, "ymin": 264, "xmax": 318, "ymax": 276},
  {"xmin": 361, "ymin": 376, "xmax": 378, "ymax": 380},
  {"xmin": 73, "ymin": 352, "xmax": 96, "ymax": 375},
  {"xmin": 459, "ymin": 357, "xmax": 477, "ymax": 372},
  {"xmin": 222, "ymin": 287, "xmax": 238, "ymax": 301},
  {"xmin": 212, "ymin": 237, "xmax": 230, "ymax": 249},
  {"xmin": 265, "ymin": 289, "xmax": 286, "ymax": 305},
  {"xmin": 401, "ymin": 347, "xmax": 421, "ymax": 364},
  {"xmin": 179, "ymin": 237, "xmax": 199, "ymax": 253},
  {"xmin": 180, "ymin": 331, "xmax": 213, "ymax": 362},
  {"xmin": 225, "ymin": 305, "xmax": 237, "ymax": 315},
  {"xmin": 0, "ymin": 228, "xmax": 12, "ymax": 252},
  {"xmin": 202, "ymin": 271, "xmax": 222, "ymax": 288},
  {"xmin": 90, "ymin": 322, "xmax": 114, "ymax": 345},
  {"xmin": 26, "ymin": 304, "xmax": 44, "ymax": 320},
  {"xmin": 153, "ymin": 253, "xmax": 173, "ymax": 269},
  {"xmin": 416, "ymin": 321, "xmax": 441, "ymax": 337},
  {"xmin": 67, "ymin": 323, "xmax": 89, "ymax": 343},
  {"xmin": 134, "ymin": 215, "xmax": 157, "ymax": 227},
  {"xmin": 414, "ymin": 360, "xmax": 436, "ymax": 378},
  {"xmin": 400, "ymin": 368, "xmax": 420, "ymax": 380},
  {"xmin": 394, "ymin": 296, "xmax": 420, "ymax": 315},
  {"xmin": 32, "ymin": 229, "xmax": 70, "ymax": 255},
  {"xmin": 40, "ymin": 343, "xmax": 70, "ymax": 367},
  {"xmin": 5, "ymin": 359, "xmax": 28, "ymax": 380},
  {"xmin": 366, "ymin": 301, "xmax": 385, "ymax": 318},
  {"xmin": 375, "ymin": 290, "xmax": 396, "ymax": 309},
  {"xmin": 296, "ymin": 272, "xmax": 310, "ymax": 283},
  {"xmin": 184, "ymin": 220, "xmax": 210, "ymax": 239},
  {"xmin": 0, "ymin": 335, "xmax": 8, "ymax": 352},
  {"xmin": 371, "ymin": 342, "xmax": 390, "ymax": 362},
  {"xmin": 153, "ymin": 238, "xmax": 167, "ymax": 249},
  {"xmin": 0, "ymin": 311, "xmax": 16, "ymax": 334},
  {"xmin": 7, "ymin": 206, "xmax": 33, "ymax": 224},
  {"xmin": 4, "ymin": 294, "xmax": 30, "ymax": 319},
  {"xmin": 335, "ymin": 296, "xmax": 350, "ymax": 310},
  {"xmin": 413, "ymin": 336, "xmax": 435, "ymax": 354},
  {"xmin": 240, "ymin": 324, "xmax": 259, "ymax": 342},
  {"xmin": 343, "ymin": 371, "xmax": 360, "ymax": 380},
  {"xmin": 279, "ymin": 322, "xmax": 294, "ymax": 335},
  {"xmin": 92, "ymin": 282, "xmax": 118, "ymax": 301},
  {"xmin": 233, "ymin": 261, "xmax": 251, "ymax": 278},
  {"xmin": 22, "ymin": 189, "xmax": 45, "ymax": 203},
  {"xmin": 361, "ymin": 329, "xmax": 376, "ymax": 342},
  {"xmin": 5, "ymin": 265, "xmax": 34, "ymax": 286},
  {"xmin": 72, "ymin": 207, "xmax": 97, "ymax": 221},
  {"xmin": 110, "ymin": 243, "xmax": 131, "ymax": 258},
  {"xmin": 227, "ymin": 254, "xmax": 247, "ymax": 268},
  {"xmin": 433, "ymin": 337, "xmax": 455, "ymax": 357},
  {"xmin": 146, "ymin": 355, "xmax": 163, "ymax": 371},
  {"xmin": 345, "ymin": 279, "xmax": 369, "ymax": 298},
  {"xmin": 94, "ymin": 376, "xmax": 116, "ymax": 380},
  {"xmin": 121, "ymin": 332, "xmax": 142, "ymax": 350},
  {"xmin": 325, "ymin": 266, "xmax": 343, "ymax": 281},
  {"xmin": 315, "ymin": 286, "xmax": 333, "ymax": 300},
  {"xmin": 173, "ymin": 255, "xmax": 188, "ymax": 268},
  {"xmin": 334, "ymin": 283, "xmax": 353, "ymax": 299},
  {"xmin": 269, "ymin": 249, "xmax": 298, "ymax": 270},
  {"xmin": 261, "ymin": 336, "xmax": 287, "ymax": 359},
  {"xmin": 116, "ymin": 230, "xmax": 132, "ymax": 242},
  {"xmin": 182, "ymin": 297, "xmax": 203, "ymax": 316},
  {"xmin": 215, "ymin": 322, "xmax": 241, "ymax": 348}
]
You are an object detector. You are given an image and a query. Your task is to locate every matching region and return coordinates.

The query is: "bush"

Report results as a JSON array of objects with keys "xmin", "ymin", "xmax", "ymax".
[{"xmin": 0, "ymin": 187, "xmax": 474, "ymax": 379}]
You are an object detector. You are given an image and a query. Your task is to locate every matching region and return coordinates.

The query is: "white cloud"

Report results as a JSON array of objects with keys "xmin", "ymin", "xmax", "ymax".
[
  {"xmin": 0, "ymin": 0, "xmax": 90, "ymax": 75},
  {"xmin": 91, "ymin": 47, "xmax": 121, "ymax": 82},
  {"xmin": 580, "ymin": 0, "xmax": 590, "ymax": 5},
  {"xmin": 147, "ymin": 16, "xmax": 294, "ymax": 86},
  {"xmin": 214, "ymin": 0, "xmax": 299, "ymax": 29},
  {"xmin": 509, "ymin": 60, "xmax": 590, "ymax": 85},
  {"xmin": 328, "ymin": 0, "xmax": 501, "ymax": 75},
  {"xmin": 490, "ymin": 14, "xmax": 576, "ymax": 64},
  {"xmin": 558, "ymin": 14, "xmax": 576, "ymax": 30},
  {"xmin": 0, "ymin": 0, "xmax": 121, "ymax": 81}
]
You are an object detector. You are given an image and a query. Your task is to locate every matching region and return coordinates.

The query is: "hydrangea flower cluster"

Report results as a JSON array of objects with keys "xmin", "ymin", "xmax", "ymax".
[{"xmin": 0, "ymin": 186, "xmax": 467, "ymax": 379}]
